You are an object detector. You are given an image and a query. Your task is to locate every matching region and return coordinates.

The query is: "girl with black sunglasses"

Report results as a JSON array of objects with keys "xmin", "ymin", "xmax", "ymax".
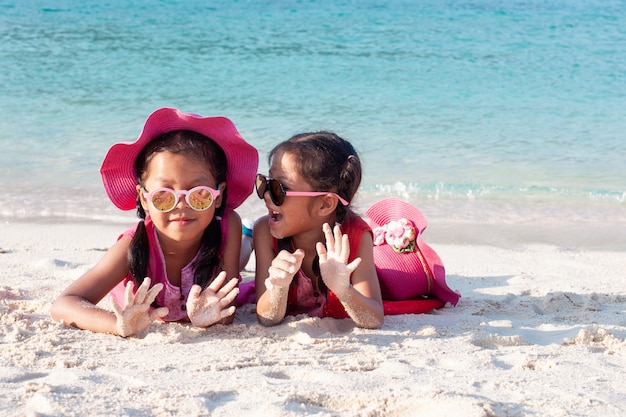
[{"xmin": 252, "ymin": 132, "xmax": 384, "ymax": 329}]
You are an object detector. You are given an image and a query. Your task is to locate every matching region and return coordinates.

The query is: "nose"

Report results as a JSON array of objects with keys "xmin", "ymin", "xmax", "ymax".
[{"xmin": 173, "ymin": 190, "xmax": 190, "ymax": 209}]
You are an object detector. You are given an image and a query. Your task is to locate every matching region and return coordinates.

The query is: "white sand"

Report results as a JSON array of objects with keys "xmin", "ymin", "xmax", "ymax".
[{"xmin": 1, "ymin": 219, "xmax": 625, "ymax": 417}]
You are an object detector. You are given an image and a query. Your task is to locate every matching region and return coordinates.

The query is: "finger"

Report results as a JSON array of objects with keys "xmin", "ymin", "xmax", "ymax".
[
  {"xmin": 316, "ymin": 241, "xmax": 328, "ymax": 263},
  {"xmin": 219, "ymin": 305, "xmax": 236, "ymax": 320},
  {"xmin": 340, "ymin": 233, "xmax": 351, "ymax": 262},
  {"xmin": 219, "ymin": 287, "xmax": 240, "ymax": 306},
  {"xmin": 110, "ymin": 295, "xmax": 124, "ymax": 317},
  {"xmin": 271, "ymin": 256, "xmax": 301, "ymax": 276},
  {"xmin": 217, "ymin": 277, "xmax": 239, "ymax": 297},
  {"xmin": 279, "ymin": 248, "xmax": 305, "ymax": 256},
  {"xmin": 264, "ymin": 277, "xmax": 275, "ymax": 290},
  {"xmin": 134, "ymin": 277, "xmax": 151, "ymax": 305},
  {"xmin": 268, "ymin": 265, "xmax": 291, "ymax": 281},
  {"xmin": 291, "ymin": 250, "xmax": 305, "ymax": 269},
  {"xmin": 276, "ymin": 250, "xmax": 304, "ymax": 267},
  {"xmin": 268, "ymin": 250, "xmax": 303, "ymax": 284},
  {"xmin": 332, "ymin": 224, "xmax": 349, "ymax": 261},
  {"xmin": 149, "ymin": 307, "xmax": 169, "ymax": 320},
  {"xmin": 208, "ymin": 271, "xmax": 228, "ymax": 291},
  {"xmin": 281, "ymin": 249, "xmax": 305, "ymax": 272},
  {"xmin": 145, "ymin": 282, "xmax": 164, "ymax": 305},
  {"xmin": 188, "ymin": 284, "xmax": 202, "ymax": 301},
  {"xmin": 346, "ymin": 257, "xmax": 362, "ymax": 274},
  {"xmin": 322, "ymin": 223, "xmax": 335, "ymax": 252},
  {"xmin": 123, "ymin": 280, "xmax": 135, "ymax": 308},
  {"xmin": 333, "ymin": 225, "xmax": 343, "ymax": 242}
]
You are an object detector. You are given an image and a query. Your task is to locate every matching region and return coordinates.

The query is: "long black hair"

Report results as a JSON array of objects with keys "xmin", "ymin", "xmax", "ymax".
[{"xmin": 128, "ymin": 130, "xmax": 228, "ymax": 290}]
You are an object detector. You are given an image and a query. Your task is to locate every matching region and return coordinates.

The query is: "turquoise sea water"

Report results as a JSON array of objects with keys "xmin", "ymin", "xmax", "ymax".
[{"xmin": 1, "ymin": 0, "xmax": 625, "ymax": 233}]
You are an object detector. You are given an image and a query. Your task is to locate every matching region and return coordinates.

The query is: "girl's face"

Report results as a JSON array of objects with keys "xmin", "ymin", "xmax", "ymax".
[
  {"xmin": 138, "ymin": 151, "xmax": 224, "ymax": 247},
  {"xmin": 265, "ymin": 151, "xmax": 322, "ymax": 240}
]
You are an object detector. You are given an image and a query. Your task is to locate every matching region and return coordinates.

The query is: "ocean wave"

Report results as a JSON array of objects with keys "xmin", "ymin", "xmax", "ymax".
[
  {"xmin": 0, "ymin": 182, "xmax": 623, "ymax": 226},
  {"xmin": 360, "ymin": 181, "xmax": 626, "ymax": 204}
]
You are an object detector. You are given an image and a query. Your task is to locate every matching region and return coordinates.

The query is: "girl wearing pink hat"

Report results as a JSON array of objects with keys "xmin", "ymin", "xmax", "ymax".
[
  {"xmin": 253, "ymin": 132, "xmax": 385, "ymax": 329},
  {"xmin": 51, "ymin": 108, "xmax": 258, "ymax": 336}
]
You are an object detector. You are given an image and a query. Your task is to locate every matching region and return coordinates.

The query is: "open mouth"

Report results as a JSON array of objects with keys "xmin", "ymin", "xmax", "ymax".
[{"xmin": 269, "ymin": 210, "xmax": 282, "ymax": 223}]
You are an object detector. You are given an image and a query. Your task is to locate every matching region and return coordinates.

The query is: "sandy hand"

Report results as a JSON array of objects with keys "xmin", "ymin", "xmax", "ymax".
[
  {"xmin": 111, "ymin": 277, "xmax": 168, "ymax": 337},
  {"xmin": 316, "ymin": 223, "xmax": 361, "ymax": 298},
  {"xmin": 186, "ymin": 271, "xmax": 239, "ymax": 327},
  {"xmin": 265, "ymin": 249, "xmax": 304, "ymax": 291}
]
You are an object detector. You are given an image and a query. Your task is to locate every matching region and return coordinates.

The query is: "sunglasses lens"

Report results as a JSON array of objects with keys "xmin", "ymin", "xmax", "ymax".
[
  {"xmin": 255, "ymin": 174, "xmax": 286, "ymax": 206},
  {"xmin": 188, "ymin": 188, "xmax": 214, "ymax": 211},
  {"xmin": 255, "ymin": 174, "xmax": 266, "ymax": 199},
  {"xmin": 268, "ymin": 179, "xmax": 285, "ymax": 206},
  {"xmin": 150, "ymin": 190, "xmax": 177, "ymax": 212}
]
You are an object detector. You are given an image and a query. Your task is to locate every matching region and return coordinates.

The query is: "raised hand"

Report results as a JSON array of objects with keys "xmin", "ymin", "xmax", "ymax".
[
  {"xmin": 111, "ymin": 277, "xmax": 168, "ymax": 337},
  {"xmin": 316, "ymin": 223, "xmax": 361, "ymax": 298},
  {"xmin": 186, "ymin": 271, "xmax": 239, "ymax": 328},
  {"xmin": 264, "ymin": 249, "xmax": 305, "ymax": 291}
]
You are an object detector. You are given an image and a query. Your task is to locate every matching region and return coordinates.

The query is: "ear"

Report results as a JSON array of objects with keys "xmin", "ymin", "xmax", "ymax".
[
  {"xmin": 315, "ymin": 194, "xmax": 340, "ymax": 217},
  {"xmin": 215, "ymin": 182, "xmax": 227, "ymax": 208},
  {"xmin": 137, "ymin": 185, "xmax": 149, "ymax": 211}
]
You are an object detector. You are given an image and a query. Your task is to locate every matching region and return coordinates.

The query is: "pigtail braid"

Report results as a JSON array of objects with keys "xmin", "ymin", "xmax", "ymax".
[
  {"xmin": 128, "ymin": 195, "xmax": 149, "ymax": 285},
  {"xmin": 337, "ymin": 154, "xmax": 361, "ymax": 222},
  {"xmin": 192, "ymin": 217, "xmax": 222, "ymax": 289}
]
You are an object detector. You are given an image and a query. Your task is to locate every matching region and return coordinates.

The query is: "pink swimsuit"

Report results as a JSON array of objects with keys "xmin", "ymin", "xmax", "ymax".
[
  {"xmin": 108, "ymin": 217, "xmax": 199, "ymax": 322},
  {"xmin": 286, "ymin": 270, "xmax": 327, "ymax": 317},
  {"xmin": 282, "ymin": 214, "xmax": 371, "ymax": 319}
]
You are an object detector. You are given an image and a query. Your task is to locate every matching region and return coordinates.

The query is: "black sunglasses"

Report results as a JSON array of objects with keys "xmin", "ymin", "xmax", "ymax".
[{"xmin": 255, "ymin": 174, "xmax": 349, "ymax": 207}]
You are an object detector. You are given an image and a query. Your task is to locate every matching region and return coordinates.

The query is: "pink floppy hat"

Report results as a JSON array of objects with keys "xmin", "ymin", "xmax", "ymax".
[
  {"xmin": 100, "ymin": 107, "xmax": 258, "ymax": 211},
  {"xmin": 366, "ymin": 197, "xmax": 460, "ymax": 306}
]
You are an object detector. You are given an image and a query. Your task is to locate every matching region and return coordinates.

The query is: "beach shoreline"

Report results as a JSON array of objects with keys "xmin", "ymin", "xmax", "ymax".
[
  {"xmin": 3, "ymin": 202, "xmax": 624, "ymax": 251},
  {"xmin": 1, "ymin": 217, "xmax": 625, "ymax": 416}
]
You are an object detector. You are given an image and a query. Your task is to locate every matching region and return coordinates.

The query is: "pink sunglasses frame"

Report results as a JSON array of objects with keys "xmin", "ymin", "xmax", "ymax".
[{"xmin": 141, "ymin": 185, "xmax": 221, "ymax": 212}]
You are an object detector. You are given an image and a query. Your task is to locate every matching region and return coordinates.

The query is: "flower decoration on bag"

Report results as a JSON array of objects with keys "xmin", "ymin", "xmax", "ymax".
[{"xmin": 372, "ymin": 218, "xmax": 417, "ymax": 253}]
